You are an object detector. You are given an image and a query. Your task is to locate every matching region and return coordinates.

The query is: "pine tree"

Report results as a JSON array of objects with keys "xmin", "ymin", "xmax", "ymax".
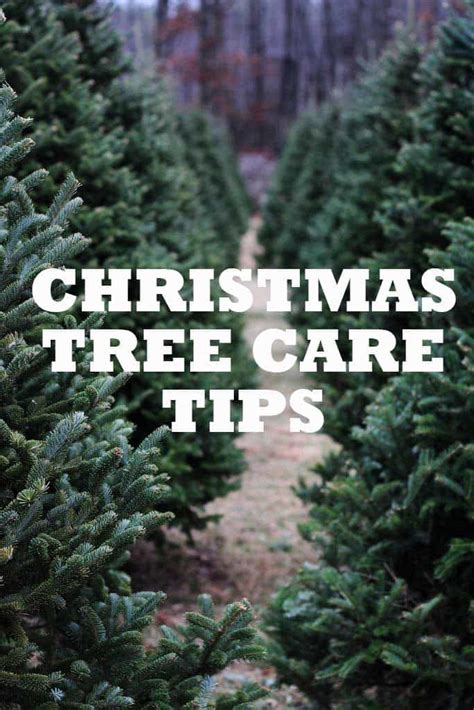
[
  {"xmin": 178, "ymin": 111, "xmax": 249, "ymax": 265},
  {"xmin": 266, "ymin": 218, "xmax": 474, "ymax": 708},
  {"xmin": 0, "ymin": 0, "xmax": 145, "ymax": 267},
  {"xmin": 0, "ymin": 71, "xmax": 265, "ymax": 709},
  {"xmin": 53, "ymin": 0, "xmax": 128, "ymax": 89},
  {"xmin": 110, "ymin": 89, "xmax": 254, "ymax": 534},
  {"xmin": 312, "ymin": 34, "xmax": 421, "ymax": 272},
  {"xmin": 267, "ymin": 104, "xmax": 340, "ymax": 271},
  {"xmin": 375, "ymin": 4, "xmax": 474, "ymax": 276},
  {"xmin": 284, "ymin": 35, "xmax": 421, "ymax": 447},
  {"xmin": 265, "ymin": 7, "xmax": 474, "ymax": 707},
  {"xmin": 260, "ymin": 16, "xmax": 471, "ymax": 447},
  {"xmin": 324, "ymin": 9, "xmax": 474, "ymax": 444},
  {"xmin": 0, "ymin": 0, "xmax": 253, "ymax": 533},
  {"xmin": 258, "ymin": 113, "xmax": 319, "ymax": 263},
  {"xmin": 104, "ymin": 79, "xmax": 255, "ymax": 534}
]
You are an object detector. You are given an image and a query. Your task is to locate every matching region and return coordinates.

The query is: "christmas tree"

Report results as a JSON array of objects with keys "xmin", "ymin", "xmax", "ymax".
[
  {"xmin": 265, "ymin": 5, "xmax": 474, "ymax": 707},
  {"xmin": 99, "ymin": 77, "xmax": 256, "ymax": 535},
  {"xmin": 178, "ymin": 111, "xmax": 249, "ymax": 264},
  {"xmin": 0, "ymin": 0, "xmax": 144, "ymax": 267},
  {"xmin": 267, "ymin": 217, "xmax": 474, "ymax": 708},
  {"xmin": 326, "ymin": 6, "xmax": 474, "ymax": 443},
  {"xmin": 263, "ymin": 34, "xmax": 422, "ymax": 446},
  {"xmin": 0, "ymin": 0, "xmax": 253, "ymax": 533},
  {"xmin": 0, "ymin": 68, "xmax": 265, "ymax": 709},
  {"xmin": 258, "ymin": 113, "xmax": 320, "ymax": 262},
  {"xmin": 266, "ymin": 104, "xmax": 340, "ymax": 271}
]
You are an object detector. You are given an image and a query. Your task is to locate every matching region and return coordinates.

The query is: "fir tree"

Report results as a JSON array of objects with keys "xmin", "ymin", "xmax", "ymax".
[
  {"xmin": 308, "ymin": 33, "xmax": 420, "ymax": 445},
  {"xmin": 324, "ymin": 9, "xmax": 474, "ymax": 444},
  {"xmin": 311, "ymin": 35, "xmax": 421, "ymax": 272},
  {"xmin": 375, "ymin": 5, "xmax": 474, "ymax": 276},
  {"xmin": 258, "ymin": 113, "xmax": 319, "ymax": 262},
  {"xmin": 104, "ymin": 78, "xmax": 255, "ymax": 534},
  {"xmin": 0, "ymin": 0, "xmax": 253, "ymax": 533},
  {"xmin": 53, "ymin": 0, "xmax": 128, "ymax": 89},
  {"xmin": 267, "ymin": 104, "xmax": 340, "ymax": 271},
  {"xmin": 0, "ymin": 0, "xmax": 145, "ymax": 267},
  {"xmin": 178, "ymin": 111, "xmax": 249, "ymax": 264},
  {"xmin": 266, "ymin": 218, "xmax": 474, "ymax": 709},
  {"xmin": 265, "ymin": 6, "xmax": 474, "ymax": 707},
  {"xmin": 260, "ymin": 15, "xmax": 471, "ymax": 447},
  {"xmin": 281, "ymin": 35, "xmax": 421, "ymax": 447},
  {"xmin": 0, "ymin": 71, "xmax": 265, "ymax": 709}
]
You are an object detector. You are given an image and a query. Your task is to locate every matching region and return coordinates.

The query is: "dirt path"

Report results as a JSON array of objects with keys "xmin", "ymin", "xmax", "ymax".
[
  {"xmin": 134, "ymin": 218, "xmax": 332, "ymax": 707},
  {"xmin": 200, "ymin": 217, "xmax": 332, "ymax": 607}
]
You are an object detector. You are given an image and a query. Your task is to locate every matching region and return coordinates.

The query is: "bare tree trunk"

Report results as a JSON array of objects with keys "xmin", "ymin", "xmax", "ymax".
[
  {"xmin": 406, "ymin": 0, "xmax": 417, "ymax": 30},
  {"xmin": 322, "ymin": 0, "xmax": 336, "ymax": 96},
  {"xmin": 199, "ymin": 0, "xmax": 225, "ymax": 112},
  {"xmin": 350, "ymin": 0, "xmax": 365, "ymax": 78},
  {"xmin": 279, "ymin": 0, "xmax": 298, "ymax": 122},
  {"xmin": 126, "ymin": 0, "xmax": 142, "ymax": 61},
  {"xmin": 155, "ymin": 0, "xmax": 169, "ymax": 61},
  {"xmin": 419, "ymin": 0, "xmax": 441, "ymax": 41},
  {"xmin": 372, "ymin": 0, "xmax": 391, "ymax": 55},
  {"xmin": 248, "ymin": 0, "xmax": 265, "ymax": 147},
  {"xmin": 297, "ymin": 1, "xmax": 317, "ymax": 106}
]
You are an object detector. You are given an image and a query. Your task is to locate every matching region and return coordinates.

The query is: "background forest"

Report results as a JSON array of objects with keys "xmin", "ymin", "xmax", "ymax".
[
  {"xmin": 113, "ymin": 0, "xmax": 448, "ymax": 150},
  {"xmin": 0, "ymin": 0, "xmax": 472, "ymax": 709}
]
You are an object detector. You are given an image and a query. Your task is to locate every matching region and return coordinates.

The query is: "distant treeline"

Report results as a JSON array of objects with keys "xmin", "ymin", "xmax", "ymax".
[{"xmin": 111, "ymin": 0, "xmax": 450, "ymax": 151}]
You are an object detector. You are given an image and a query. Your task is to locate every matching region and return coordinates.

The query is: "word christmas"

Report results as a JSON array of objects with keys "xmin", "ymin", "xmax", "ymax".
[
  {"xmin": 33, "ymin": 266, "xmax": 455, "ymax": 314},
  {"xmin": 33, "ymin": 267, "xmax": 456, "ymax": 433}
]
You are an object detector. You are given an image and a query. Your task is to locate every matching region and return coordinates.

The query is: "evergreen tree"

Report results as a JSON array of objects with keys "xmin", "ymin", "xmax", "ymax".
[
  {"xmin": 265, "ymin": 7, "xmax": 474, "ymax": 707},
  {"xmin": 266, "ymin": 218, "xmax": 474, "ymax": 709},
  {"xmin": 104, "ymin": 79, "xmax": 255, "ymax": 534},
  {"xmin": 258, "ymin": 113, "xmax": 319, "ymax": 262},
  {"xmin": 0, "ymin": 72, "xmax": 265, "ymax": 709},
  {"xmin": 260, "ymin": 15, "xmax": 471, "ymax": 447},
  {"xmin": 178, "ymin": 111, "xmax": 249, "ymax": 265},
  {"xmin": 0, "ymin": 0, "xmax": 144, "ymax": 267},
  {"xmin": 281, "ymin": 36, "xmax": 421, "ymax": 447},
  {"xmin": 323, "ymin": 9, "xmax": 473, "ymax": 444},
  {"xmin": 53, "ymin": 0, "xmax": 128, "ymax": 89},
  {"xmin": 378, "ymin": 9, "xmax": 474, "ymax": 268},
  {"xmin": 0, "ymin": 0, "xmax": 253, "ymax": 533},
  {"xmin": 308, "ymin": 35, "xmax": 421, "ymax": 272},
  {"xmin": 266, "ymin": 104, "xmax": 340, "ymax": 271}
]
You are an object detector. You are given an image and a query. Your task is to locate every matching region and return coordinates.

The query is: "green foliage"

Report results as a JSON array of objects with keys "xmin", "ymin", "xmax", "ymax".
[
  {"xmin": 265, "ymin": 6, "xmax": 474, "ymax": 708},
  {"xmin": 271, "ymin": 35, "xmax": 423, "ymax": 447},
  {"xmin": 259, "ymin": 35, "xmax": 422, "ymax": 445},
  {"xmin": 375, "ymin": 9, "xmax": 474, "ymax": 276},
  {"xmin": 258, "ymin": 112, "xmax": 320, "ymax": 260},
  {"xmin": 330, "ymin": 15, "xmax": 471, "ymax": 443},
  {"xmin": 0, "ymin": 0, "xmax": 144, "ymax": 266},
  {"xmin": 178, "ymin": 111, "xmax": 250, "ymax": 264},
  {"xmin": 313, "ymin": 35, "xmax": 421, "ymax": 272},
  {"xmin": 0, "ymin": 0, "xmax": 253, "ymax": 533},
  {"xmin": 0, "ymin": 77, "xmax": 265, "ymax": 709},
  {"xmin": 267, "ymin": 218, "xmax": 474, "ymax": 708},
  {"xmin": 104, "ymin": 79, "xmax": 255, "ymax": 534},
  {"xmin": 276, "ymin": 105, "xmax": 340, "ymax": 272}
]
